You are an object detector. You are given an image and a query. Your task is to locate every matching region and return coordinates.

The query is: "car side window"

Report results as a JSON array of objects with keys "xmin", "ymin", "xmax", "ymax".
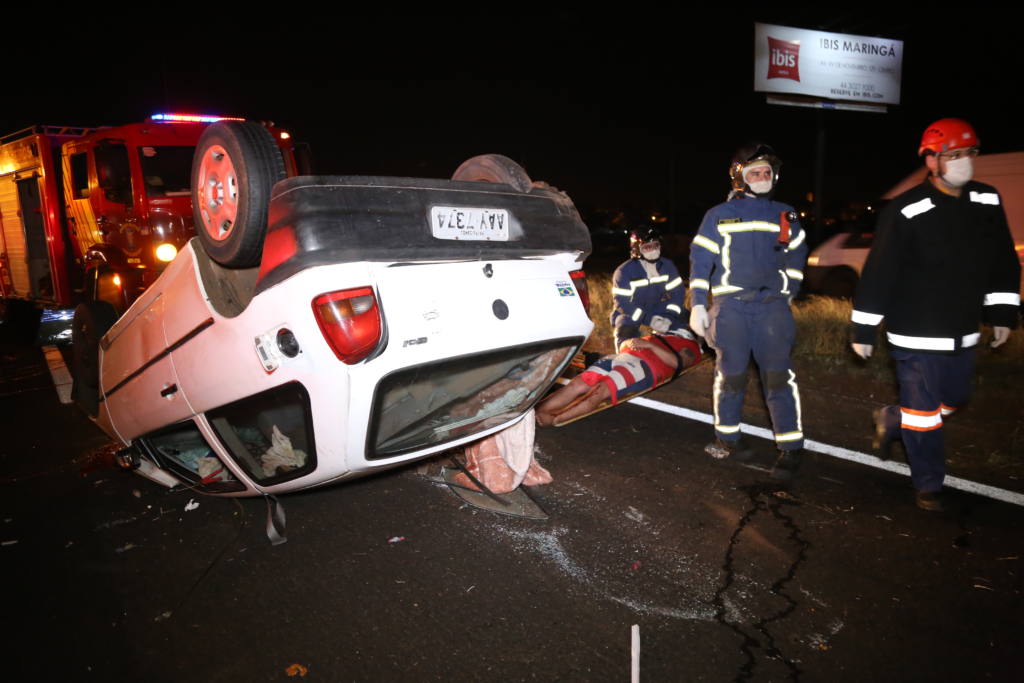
[
  {"xmin": 207, "ymin": 383, "xmax": 316, "ymax": 486},
  {"xmin": 142, "ymin": 420, "xmax": 244, "ymax": 493}
]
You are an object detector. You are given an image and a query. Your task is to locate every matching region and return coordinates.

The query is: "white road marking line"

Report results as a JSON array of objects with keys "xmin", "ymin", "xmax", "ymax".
[
  {"xmin": 42, "ymin": 345, "xmax": 73, "ymax": 405},
  {"xmin": 628, "ymin": 396, "xmax": 1024, "ymax": 507}
]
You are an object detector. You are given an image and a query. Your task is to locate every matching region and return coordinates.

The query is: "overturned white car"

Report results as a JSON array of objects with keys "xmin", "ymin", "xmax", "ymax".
[{"xmin": 72, "ymin": 122, "xmax": 593, "ymax": 499}]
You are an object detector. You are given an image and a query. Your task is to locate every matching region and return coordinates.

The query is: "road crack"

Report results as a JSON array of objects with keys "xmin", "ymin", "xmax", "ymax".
[{"xmin": 713, "ymin": 483, "xmax": 811, "ymax": 682}]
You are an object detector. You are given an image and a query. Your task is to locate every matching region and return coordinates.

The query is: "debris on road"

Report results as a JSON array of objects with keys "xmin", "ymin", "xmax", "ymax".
[
  {"xmin": 625, "ymin": 506, "xmax": 645, "ymax": 523},
  {"xmin": 285, "ymin": 663, "xmax": 309, "ymax": 677},
  {"xmin": 2, "ymin": 539, "xmax": 18, "ymax": 546},
  {"xmin": 115, "ymin": 543, "xmax": 137, "ymax": 553},
  {"xmin": 387, "ymin": 536, "xmax": 406, "ymax": 544},
  {"xmin": 184, "ymin": 499, "xmax": 200, "ymax": 512}
]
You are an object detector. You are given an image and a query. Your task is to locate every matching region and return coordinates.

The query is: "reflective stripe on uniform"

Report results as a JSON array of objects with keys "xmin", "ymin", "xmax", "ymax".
[
  {"xmin": 648, "ymin": 274, "xmax": 669, "ymax": 284},
  {"xmin": 785, "ymin": 268, "xmax": 803, "ymax": 280},
  {"xmin": 775, "ymin": 431, "xmax": 803, "ymax": 442},
  {"xmin": 631, "ymin": 308, "xmax": 643, "ymax": 322},
  {"xmin": 787, "ymin": 369, "xmax": 802, "ymax": 433},
  {"xmin": 630, "ymin": 278, "xmax": 650, "ymax": 289},
  {"xmin": 612, "ymin": 287, "xmax": 633, "ymax": 296},
  {"xmin": 969, "ymin": 191, "xmax": 999, "ymax": 205},
  {"xmin": 779, "ymin": 270, "xmax": 790, "ymax": 295},
  {"xmin": 665, "ymin": 277, "xmax": 684, "ymax": 291},
  {"xmin": 690, "ymin": 278, "xmax": 710, "ymax": 290},
  {"xmin": 852, "ymin": 309, "xmax": 884, "ymax": 326},
  {"xmin": 787, "ymin": 229, "xmax": 806, "ymax": 250},
  {"xmin": 717, "ymin": 221, "xmax": 780, "ymax": 234},
  {"xmin": 940, "ymin": 403, "xmax": 957, "ymax": 417},
  {"xmin": 666, "ymin": 304, "xmax": 682, "ymax": 314},
  {"xmin": 963, "ymin": 332, "xmax": 980, "ymax": 347},
  {"xmin": 712, "ymin": 285, "xmax": 743, "ymax": 295},
  {"xmin": 901, "ymin": 197, "xmax": 935, "ymax": 219},
  {"xmin": 716, "ymin": 424, "xmax": 741, "ymax": 434},
  {"xmin": 887, "ymin": 332, "xmax": 954, "ymax": 351},
  {"xmin": 692, "ymin": 234, "xmax": 720, "ymax": 254},
  {"xmin": 984, "ymin": 292, "xmax": 1021, "ymax": 306},
  {"xmin": 901, "ymin": 407, "xmax": 942, "ymax": 431}
]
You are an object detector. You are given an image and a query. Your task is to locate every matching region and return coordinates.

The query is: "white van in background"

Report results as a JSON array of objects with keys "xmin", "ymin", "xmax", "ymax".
[{"xmin": 805, "ymin": 152, "xmax": 1024, "ymax": 298}]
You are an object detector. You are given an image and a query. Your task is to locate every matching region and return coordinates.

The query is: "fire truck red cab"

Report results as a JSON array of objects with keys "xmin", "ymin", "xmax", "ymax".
[{"xmin": 0, "ymin": 114, "xmax": 302, "ymax": 316}]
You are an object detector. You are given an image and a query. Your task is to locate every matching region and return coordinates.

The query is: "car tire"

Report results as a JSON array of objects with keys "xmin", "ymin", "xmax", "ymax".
[
  {"xmin": 452, "ymin": 154, "xmax": 533, "ymax": 193},
  {"xmin": 192, "ymin": 121, "xmax": 286, "ymax": 268},
  {"xmin": 71, "ymin": 300, "xmax": 118, "ymax": 417}
]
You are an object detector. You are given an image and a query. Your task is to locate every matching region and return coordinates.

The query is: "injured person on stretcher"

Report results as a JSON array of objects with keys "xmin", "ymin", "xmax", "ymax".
[
  {"xmin": 536, "ymin": 331, "xmax": 702, "ymax": 426},
  {"xmin": 451, "ymin": 331, "xmax": 703, "ymax": 495}
]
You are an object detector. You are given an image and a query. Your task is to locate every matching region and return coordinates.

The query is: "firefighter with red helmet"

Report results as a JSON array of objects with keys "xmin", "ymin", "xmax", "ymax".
[
  {"xmin": 851, "ymin": 118, "xmax": 1020, "ymax": 511},
  {"xmin": 689, "ymin": 143, "xmax": 807, "ymax": 480},
  {"xmin": 610, "ymin": 226, "xmax": 687, "ymax": 350}
]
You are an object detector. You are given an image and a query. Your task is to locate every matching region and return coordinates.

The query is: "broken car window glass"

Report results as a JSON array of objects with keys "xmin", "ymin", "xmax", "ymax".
[{"xmin": 207, "ymin": 382, "xmax": 316, "ymax": 485}]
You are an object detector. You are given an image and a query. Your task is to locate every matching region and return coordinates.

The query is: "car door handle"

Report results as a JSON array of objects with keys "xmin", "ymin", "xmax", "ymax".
[{"xmin": 160, "ymin": 384, "xmax": 178, "ymax": 398}]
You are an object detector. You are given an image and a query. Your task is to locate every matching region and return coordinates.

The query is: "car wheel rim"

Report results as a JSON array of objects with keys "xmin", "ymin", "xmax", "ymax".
[{"xmin": 197, "ymin": 145, "xmax": 239, "ymax": 242}]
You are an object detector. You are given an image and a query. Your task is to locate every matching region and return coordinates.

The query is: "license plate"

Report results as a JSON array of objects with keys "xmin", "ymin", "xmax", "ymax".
[{"xmin": 430, "ymin": 206, "xmax": 509, "ymax": 241}]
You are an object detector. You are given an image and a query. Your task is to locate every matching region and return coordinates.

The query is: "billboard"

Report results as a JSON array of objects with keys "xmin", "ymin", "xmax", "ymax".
[{"xmin": 754, "ymin": 23, "xmax": 903, "ymax": 105}]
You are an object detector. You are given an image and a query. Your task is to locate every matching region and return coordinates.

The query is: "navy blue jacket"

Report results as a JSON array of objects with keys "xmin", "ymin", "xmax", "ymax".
[
  {"xmin": 689, "ymin": 195, "xmax": 806, "ymax": 308},
  {"xmin": 610, "ymin": 257, "xmax": 686, "ymax": 328}
]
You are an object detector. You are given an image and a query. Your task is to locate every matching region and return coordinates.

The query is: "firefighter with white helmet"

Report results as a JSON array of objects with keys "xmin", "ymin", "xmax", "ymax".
[
  {"xmin": 689, "ymin": 142, "xmax": 807, "ymax": 480},
  {"xmin": 851, "ymin": 118, "xmax": 1020, "ymax": 511},
  {"xmin": 609, "ymin": 225, "xmax": 688, "ymax": 351}
]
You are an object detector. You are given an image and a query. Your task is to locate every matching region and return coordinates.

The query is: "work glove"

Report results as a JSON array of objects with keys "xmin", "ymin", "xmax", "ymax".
[
  {"xmin": 852, "ymin": 343, "xmax": 873, "ymax": 359},
  {"xmin": 650, "ymin": 315, "xmax": 671, "ymax": 333},
  {"xmin": 689, "ymin": 305, "xmax": 709, "ymax": 338},
  {"xmin": 992, "ymin": 326, "xmax": 1011, "ymax": 348}
]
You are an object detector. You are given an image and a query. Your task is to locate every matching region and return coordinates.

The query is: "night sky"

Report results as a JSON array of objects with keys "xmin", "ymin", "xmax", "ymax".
[{"xmin": 4, "ymin": 11, "xmax": 1020, "ymax": 239}]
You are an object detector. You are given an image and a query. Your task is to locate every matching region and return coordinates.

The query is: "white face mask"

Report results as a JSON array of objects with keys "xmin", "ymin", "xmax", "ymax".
[
  {"xmin": 747, "ymin": 179, "xmax": 773, "ymax": 195},
  {"xmin": 641, "ymin": 247, "xmax": 661, "ymax": 262},
  {"xmin": 942, "ymin": 156, "xmax": 974, "ymax": 187}
]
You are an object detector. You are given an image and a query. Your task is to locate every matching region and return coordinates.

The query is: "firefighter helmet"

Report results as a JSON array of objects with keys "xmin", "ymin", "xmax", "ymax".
[
  {"xmin": 629, "ymin": 226, "xmax": 661, "ymax": 259},
  {"xmin": 729, "ymin": 142, "xmax": 781, "ymax": 194},
  {"xmin": 918, "ymin": 118, "xmax": 979, "ymax": 156}
]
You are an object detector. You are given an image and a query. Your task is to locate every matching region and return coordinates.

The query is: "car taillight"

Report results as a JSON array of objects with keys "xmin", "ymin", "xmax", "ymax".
[
  {"xmin": 312, "ymin": 287, "xmax": 382, "ymax": 364},
  {"xmin": 569, "ymin": 269, "xmax": 590, "ymax": 315}
]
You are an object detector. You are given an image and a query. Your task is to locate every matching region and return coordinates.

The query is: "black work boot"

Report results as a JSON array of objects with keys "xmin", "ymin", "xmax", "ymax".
[
  {"xmin": 704, "ymin": 438, "xmax": 754, "ymax": 462},
  {"xmin": 872, "ymin": 405, "xmax": 901, "ymax": 461},
  {"xmin": 915, "ymin": 490, "xmax": 945, "ymax": 512},
  {"xmin": 771, "ymin": 448, "xmax": 803, "ymax": 481}
]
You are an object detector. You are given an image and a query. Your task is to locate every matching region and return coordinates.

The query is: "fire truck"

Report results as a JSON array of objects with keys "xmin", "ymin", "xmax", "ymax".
[{"xmin": 0, "ymin": 114, "xmax": 304, "ymax": 318}]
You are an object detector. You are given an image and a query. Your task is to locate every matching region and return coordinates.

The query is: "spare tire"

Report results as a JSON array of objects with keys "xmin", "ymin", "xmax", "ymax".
[
  {"xmin": 192, "ymin": 121, "xmax": 286, "ymax": 268},
  {"xmin": 452, "ymin": 154, "xmax": 532, "ymax": 193},
  {"xmin": 71, "ymin": 300, "xmax": 118, "ymax": 417}
]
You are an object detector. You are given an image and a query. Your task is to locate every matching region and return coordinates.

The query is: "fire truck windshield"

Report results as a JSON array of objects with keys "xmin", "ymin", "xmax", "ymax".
[{"xmin": 138, "ymin": 146, "xmax": 195, "ymax": 197}]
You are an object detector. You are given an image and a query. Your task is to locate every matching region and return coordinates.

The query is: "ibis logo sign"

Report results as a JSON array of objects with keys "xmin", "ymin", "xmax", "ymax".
[
  {"xmin": 767, "ymin": 36, "xmax": 800, "ymax": 82},
  {"xmin": 754, "ymin": 23, "xmax": 904, "ymax": 106}
]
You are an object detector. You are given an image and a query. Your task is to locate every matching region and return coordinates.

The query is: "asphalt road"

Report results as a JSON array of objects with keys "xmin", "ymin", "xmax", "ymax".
[{"xmin": 2, "ymin": 340, "xmax": 1022, "ymax": 682}]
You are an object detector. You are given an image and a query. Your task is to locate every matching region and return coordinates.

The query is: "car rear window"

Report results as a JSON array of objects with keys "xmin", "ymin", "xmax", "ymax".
[{"xmin": 368, "ymin": 338, "xmax": 580, "ymax": 459}]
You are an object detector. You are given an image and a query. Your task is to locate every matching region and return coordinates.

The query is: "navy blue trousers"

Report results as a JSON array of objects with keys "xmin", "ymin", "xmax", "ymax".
[
  {"xmin": 707, "ymin": 296, "xmax": 803, "ymax": 449},
  {"xmin": 890, "ymin": 348, "xmax": 975, "ymax": 493}
]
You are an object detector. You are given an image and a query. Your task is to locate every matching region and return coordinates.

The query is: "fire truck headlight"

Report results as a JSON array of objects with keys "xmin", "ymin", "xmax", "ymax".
[{"xmin": 156, "ymin": 243, "xmax": 178, "ymax": 262}]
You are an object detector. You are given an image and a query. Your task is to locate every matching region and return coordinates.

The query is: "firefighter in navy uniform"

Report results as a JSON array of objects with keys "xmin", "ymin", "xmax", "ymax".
[
  {"xmin": 689, "ymin": 143, "xmax": 808, "ymax": 480},
  {"xmin": 851, "ymin": 119, "xmax": 1020, "ymax": 512},
  {"xmin": 610, "ymin": 227, "xmax": 687, "ymax": 350}
]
